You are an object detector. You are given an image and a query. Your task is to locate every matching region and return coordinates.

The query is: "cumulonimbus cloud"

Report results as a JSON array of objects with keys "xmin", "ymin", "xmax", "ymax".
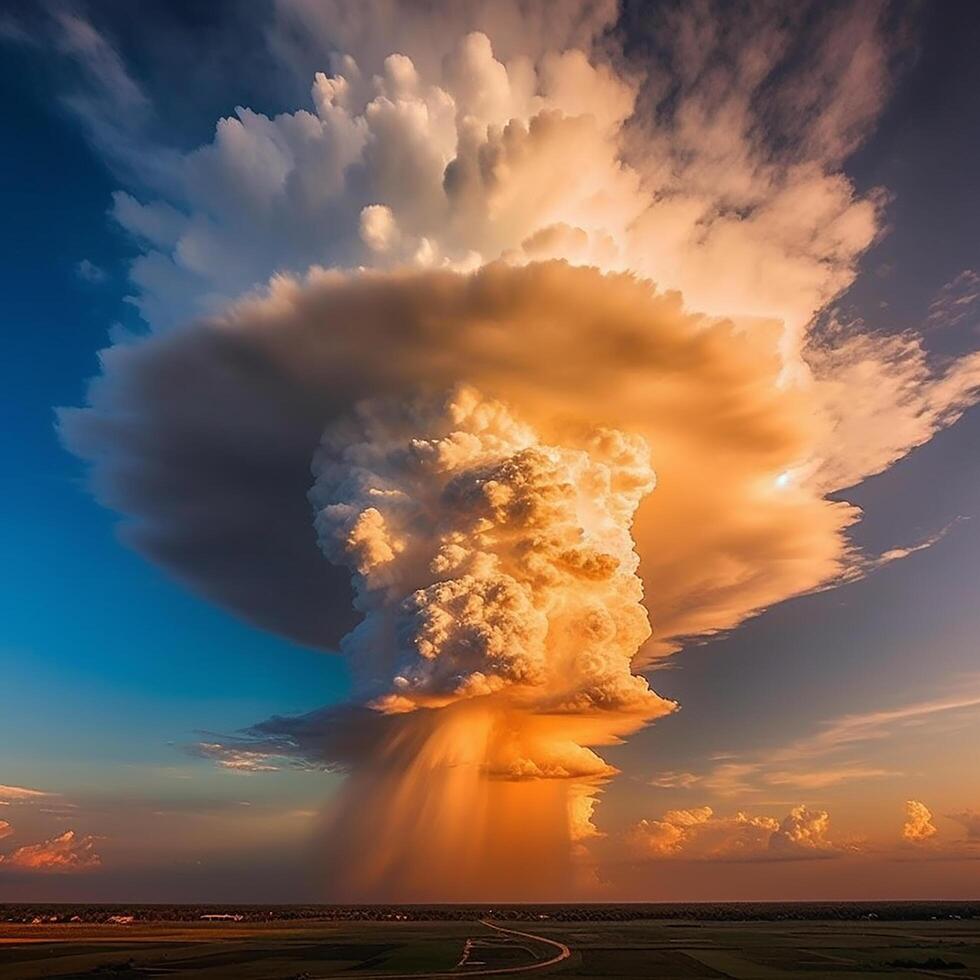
[{"xmin": 54, "ymin": 0, "xmax": 980, "ymax": 897}]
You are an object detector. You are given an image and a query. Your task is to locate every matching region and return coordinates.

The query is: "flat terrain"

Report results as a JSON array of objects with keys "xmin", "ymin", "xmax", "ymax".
[{"xmin": 1, "ymin": 914, "xmax": 979, "ymax": 979}]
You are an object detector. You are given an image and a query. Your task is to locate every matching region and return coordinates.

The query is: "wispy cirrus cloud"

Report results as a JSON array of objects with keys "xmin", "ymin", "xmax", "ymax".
[
  {"xmin": 763, "ymin": 766, "xmax": 898, "ymax": 791},
  {"xmin": 189, "ymin": 741, "xmax": 285, "ymax": 773},
  {"xmin": 780, "ymin": 691, "xmax": 980, "ymax": 759},
  {"xmin": 927, "ymin": 269, "xmax": 980, "ymax": 331},
  {"xmin": 648, "ymin": 771, "xmax": 701, "ymax": 789},
  {"xmin": 51, "ymin": 8, "xmax": 148, "ymax": 113},
  {"xmin": 838, "ymin": 521, "xmax": 963, "ymax": 585},
  {"xmin": 0, "ymin": 3, "xmax": 177, "ymax": 187},
  {"xmin": 652, "ymin": 687, "xmax": 980, "ymax": 797},
  {"xmin": 649, "ymin": 755, "xmax": 898, "ymax": 798},
  {"xmin": 188, "ymin": 739, "xmax": 319, "ymax": 774},
  {"xmin": 0, "ymin": 784, "xmax": 54, "ymax": 804}
]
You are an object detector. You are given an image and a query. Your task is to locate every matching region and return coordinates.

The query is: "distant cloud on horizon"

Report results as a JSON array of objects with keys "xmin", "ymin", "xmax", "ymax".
[
  {"xmin": 0, "ymin": 829, "xmax": 101, "ymax": 873},
  {"xmin": 628, "ymin": 803, "xmax": 845, "ymax": 862}
]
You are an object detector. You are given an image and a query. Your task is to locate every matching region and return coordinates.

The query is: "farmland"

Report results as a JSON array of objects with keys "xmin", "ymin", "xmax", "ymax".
[{"xmin": 1, "ymin": 904, "xmax": 978, "ymax": 978}]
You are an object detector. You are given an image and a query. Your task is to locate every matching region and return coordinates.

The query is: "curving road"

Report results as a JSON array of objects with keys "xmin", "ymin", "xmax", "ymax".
[
  {"xmin": 472, "ymin": 919, "xmax": 571, "ymax": 974},
  {"xmin": 318, "ymin": 918, "xmax": 571, "ymax": 979}
]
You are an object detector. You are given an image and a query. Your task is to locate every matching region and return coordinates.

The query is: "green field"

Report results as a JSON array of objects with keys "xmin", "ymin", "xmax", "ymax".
[{"xmin": 2, "ymin": 914, "xmax": 979, "ymax": 979}]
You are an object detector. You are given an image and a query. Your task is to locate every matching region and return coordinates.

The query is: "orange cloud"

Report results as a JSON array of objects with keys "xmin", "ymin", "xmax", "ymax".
[
  {"xmin": 0, "ymin": 830, "xmax": 101, "ymax": 873},
  {"xmin": 902, "ymin": 800, "xmax": 938, "ymax": 844},
  {"xmin": 628, "ymin": 804, "xmax": 841, "ymax": 861},
  {"xmin": 0, "ymin": 784, "xmax": 53, "ymax": 803}
]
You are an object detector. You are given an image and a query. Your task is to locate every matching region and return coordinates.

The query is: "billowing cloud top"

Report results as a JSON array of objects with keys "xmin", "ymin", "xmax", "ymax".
[
  {"xmin": 903, "ymin": 800, "xmax": 938, "ymax": 844},
  {"xmin": 311, "ymin": 385, "xmax": 667, "ymax": 720},
  {"xmin": 114, "ymin": 3, "xmax": 888, "ymax": 343},
  {"xmin": 628, "ymin": 803, "xmax": 839, "ymax": 861}
]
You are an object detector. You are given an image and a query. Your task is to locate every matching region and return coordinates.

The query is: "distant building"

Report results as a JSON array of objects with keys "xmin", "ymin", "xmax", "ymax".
[{"xmin": 200, "ymin": 913, "xmax": 244, "ymax": 921}]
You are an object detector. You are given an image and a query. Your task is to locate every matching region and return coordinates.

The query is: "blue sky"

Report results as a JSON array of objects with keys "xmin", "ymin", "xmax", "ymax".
[
  {"xmin": 1, "ymin": 0, "xmax": 979, "ymax": 901},
  {"xmin": 0, "ymin": 28, "xmax": 348, "ymax": 807}
]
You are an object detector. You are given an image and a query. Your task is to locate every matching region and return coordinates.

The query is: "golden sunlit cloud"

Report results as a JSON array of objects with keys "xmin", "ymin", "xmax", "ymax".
[
  {"xmin": 628, "ymin": 804, "xmax": 843, "ymax": 862},
  {"xmin": 903, "ymin": 800, "xmax": 938, "ymax": 844},
  {"xmin": 302, "ymin": 384, "xmax": 672, "ymax": 897}
]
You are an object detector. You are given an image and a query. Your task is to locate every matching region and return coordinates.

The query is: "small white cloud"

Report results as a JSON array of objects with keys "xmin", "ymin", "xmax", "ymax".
[
  {"xmin": 190, "ymin": 741, "xmax": 282, "ymax": 773},
  {"xmin": 359, "ymin": 204, "xmax": 399, "ymax": 254},
  {"xmin": 75, "ymin": 259, "xmax": 107, "ymax": 283}
]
